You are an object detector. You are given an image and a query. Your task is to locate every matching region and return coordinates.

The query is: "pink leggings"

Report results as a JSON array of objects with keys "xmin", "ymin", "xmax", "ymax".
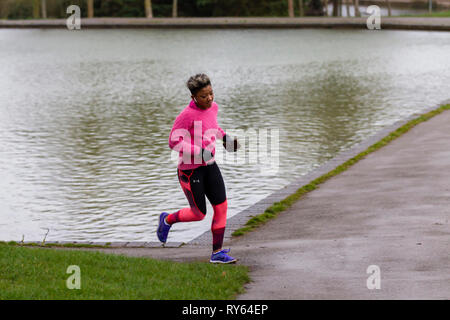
[{"xmin": 166, "ymin": 162, "xmax": 227, "ymax": 252}]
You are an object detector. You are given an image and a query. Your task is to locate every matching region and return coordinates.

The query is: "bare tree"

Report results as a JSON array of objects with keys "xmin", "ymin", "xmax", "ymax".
[
  {"xmin": 332, "ymin": 0, "xmax": 338, "ymax": 16},
  {"xmin": 32, "ymin": 0, "xmax": 40, "ymax": 18},
  {"xmin": 88, "ymin": 0, "xmax": 94, "ymax": 18},
  {"xmin": 353, "ymin": 0, "xmax": 361, "ymax": 17},
  {"xmin": 346, "ymin": 0, "xmax": 350, "ymax": 16},
  {"xmin": 145, "ymin": 0, "xmax": 153, "ymax": 18},
  {"xmin": 299, "ymin": 0, "xmax": 304, "ymax": 16},
  {"xmin": 41, "ymin": 0, "xmax": 47, "ymax": 18},
  {"xmin": 172, "ymin": 0, "xmax": 178, "ymax": 18},
  {"xmin": 386, "ymin": 0, "xmax": 392, "ymax": 16},
  {"xmin": 288, "ymin": 0, "xmax": 294, "ymax": 17}
]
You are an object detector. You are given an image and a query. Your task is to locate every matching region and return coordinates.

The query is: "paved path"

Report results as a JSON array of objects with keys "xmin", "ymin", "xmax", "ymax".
[
  {"xmin": 80, "ymin": 106, "xmax": 450, "ymax": 300},
  {"xmin": 1, "ymin": 17, "xmax": 449, "ymax": 31},
  {"xmin": 238, "ymin": 107, "xmax": 450, "ymax": 299}
]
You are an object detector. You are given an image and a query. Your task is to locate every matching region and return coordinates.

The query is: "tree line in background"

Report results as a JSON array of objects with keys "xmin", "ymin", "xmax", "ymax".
[{"xmin": 1, "ymin": 0, "xmax": 396, "ymax": 19}]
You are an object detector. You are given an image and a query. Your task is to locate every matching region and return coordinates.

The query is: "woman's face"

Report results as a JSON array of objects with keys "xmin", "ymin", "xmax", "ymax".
[{"xmin": 192, "ymin": 85, "xmax": 214, "ymax": 110}]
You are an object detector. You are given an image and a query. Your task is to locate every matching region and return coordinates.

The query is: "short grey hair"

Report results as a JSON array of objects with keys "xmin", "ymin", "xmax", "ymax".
[{"xmin": 186, "ymin": 73, "xmax": 211, "ymax": 95}]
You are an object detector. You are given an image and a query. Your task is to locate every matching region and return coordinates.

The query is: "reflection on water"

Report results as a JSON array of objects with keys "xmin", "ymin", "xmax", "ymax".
[{"xmin": 0, "ymin": 29, "xmax": 449, "ymax": 242}]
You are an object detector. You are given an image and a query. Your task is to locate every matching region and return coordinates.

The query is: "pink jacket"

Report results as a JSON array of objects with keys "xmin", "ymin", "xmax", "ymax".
[{"xmin": 168, "ymin": 99, "xmax": 226, "ymax": 170}]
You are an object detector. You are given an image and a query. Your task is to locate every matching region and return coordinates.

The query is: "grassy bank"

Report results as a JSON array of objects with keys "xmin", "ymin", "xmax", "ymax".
[
  {"xmin": 0, "ymin": 243, "xmax": 249, "ymax": 299},
  {"xmin": 232, "ymin": 103, "xmax": 450, "ymax": 237},
  {"xmin": 402, "ymin": 10, "xmax": 450, "ymax": 17}
]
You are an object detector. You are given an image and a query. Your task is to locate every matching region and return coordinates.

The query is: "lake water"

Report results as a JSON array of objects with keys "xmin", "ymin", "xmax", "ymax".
[{"xmin": 0, "ymin": 28, "xmax": 449, "ymax": 243}]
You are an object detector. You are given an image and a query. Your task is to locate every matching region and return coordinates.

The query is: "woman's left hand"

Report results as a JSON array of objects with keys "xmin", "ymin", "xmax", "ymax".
[{"xmin": 223, "ymin": 135, "xmax": 240, "ymax": 152}]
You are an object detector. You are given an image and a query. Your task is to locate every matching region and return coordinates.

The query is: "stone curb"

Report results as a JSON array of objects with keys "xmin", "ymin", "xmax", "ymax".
[
  {"xmin": 14, "ymin": 241, "xmax": 185, "ymax": 248},
  {"xmin": 0, "ymin": 17, "xmax": 449, "ymax": 31}
]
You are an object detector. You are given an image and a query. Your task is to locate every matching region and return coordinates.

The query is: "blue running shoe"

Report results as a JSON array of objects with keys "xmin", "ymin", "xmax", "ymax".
[
  {"xmin": 157, "ymin": 212, "xmax": 171, "ymax": 243},
  {"xmin": 210, "ymin": 249, "xmax": 237, "ymax": 264}
]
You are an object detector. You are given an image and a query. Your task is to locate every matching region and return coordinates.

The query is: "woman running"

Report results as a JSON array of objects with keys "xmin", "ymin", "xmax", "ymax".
[{"xmin": 157, "ymin": 73, "xmax": 240, "ymax": 264}]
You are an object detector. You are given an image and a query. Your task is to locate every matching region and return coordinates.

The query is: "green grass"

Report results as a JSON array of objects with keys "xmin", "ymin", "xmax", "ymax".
[
  {"xmin": 401, "ymin": 10, "xmax": 450, "ymax": 17},
  {"xmin": 0, "ymin": 243, "xmax": 249, "ymax": 300},
  {"xmin": 232, "ymin": 104, "xmax": 450, "ymax": 237}
]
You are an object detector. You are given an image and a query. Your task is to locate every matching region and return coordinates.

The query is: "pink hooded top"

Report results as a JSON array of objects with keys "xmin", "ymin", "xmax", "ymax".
[{"xmin": 168, "ymin": 99, "xmax": 226, "ymax": 170}]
